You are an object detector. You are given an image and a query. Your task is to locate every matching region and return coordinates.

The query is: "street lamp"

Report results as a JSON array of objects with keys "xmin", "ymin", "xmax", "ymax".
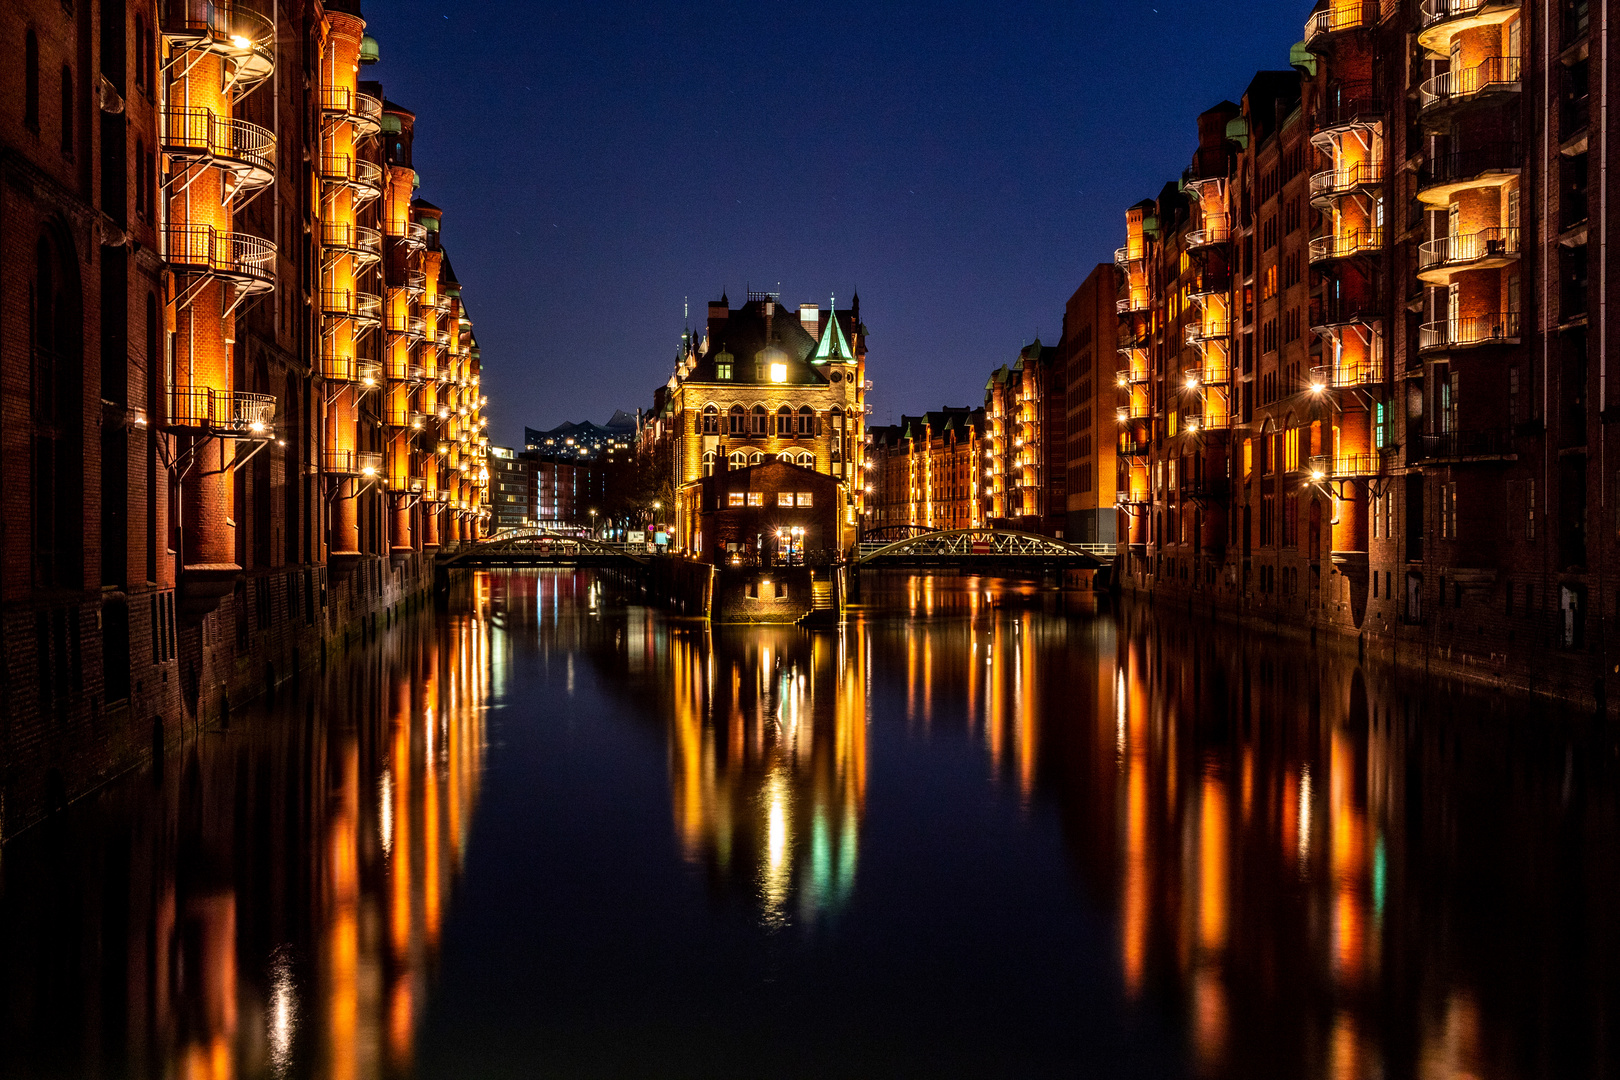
[{"xmin": 588, "ymin": 508, "xmax": 597, "ymax": 537}]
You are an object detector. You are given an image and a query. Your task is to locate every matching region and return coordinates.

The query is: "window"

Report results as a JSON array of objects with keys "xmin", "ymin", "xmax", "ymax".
[
  {"xmin": 778, "ymin": 492, "xmax": 795, "ymax": 507},
  {"xmin": 728, "ymin": 450, "xmax": 747, "ymax": 468},
  {"xmin": 769, "ymin": 363, "xmax": 787, "ymax": 383},
  {"xmin": 776, "ymin": 406, "xmax": 793, "ymax": 436},
  {"xmin": 728, "ymin": 492, "xmax": 746, "ymax": 506},
  {"xmin": 728, "ymin": 404, "xmax": 745, "ymax": 435},
  {"xmin": 1284, "ymin": 427, "xmax": 1300, "ymax": 472},
  {"xmin": 702, "ymin": 451, "xmax": 715, "ymax": 477},
  {"xmin": 1440, "ymin": 482, "xmax": 1458, "ymax": 538},
  {"xmin": 701, "ymin": 404, "xmax": 718, "ymax": 434},
  {"xmin": 1527, "ymin": 478, "xmax": 1537, "ymax": 539},
  {"xmin": 60, "ymin": 65, "xmax": 73, "ymax": 156},
  {"xmin": 798, "ymin": 406, "xmax": 815, "ymax": 435},
  {"xmin": 716, "ymin": 361, "xmax": 732, "ymax": 380},
  {"xmin": 796, "ymin": 492, "xmax": 813, "ymax": 506},
  {"xmin": 25, "ymin": 30, "xmax": 39, "ymax": 131},
  {"xmin": 1375, "ymin": 401, "xmax": 1387, "ymax": 448},
  {"xmin": 1262, "ymin": 264, "xmax": 1278, "ymax": 299},
  {"xmin": 746, "ymin": 492, "xmax": 764, "ymax": 507},
  {"xmin": 751, "ymin": 405, "xmax": 767, "ymax": 435}
]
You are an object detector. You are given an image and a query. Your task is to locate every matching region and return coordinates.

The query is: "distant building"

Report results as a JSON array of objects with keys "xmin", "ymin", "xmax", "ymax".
[
  {"xmin": 532, "ymin": 456, "xmax": 607, "ymax": 526},
  {"xmin": 489, "ymin": 448, "xmax": 537, "ymax": 531},
  {"xmin": 524, "ymin": 411, "xmax": 637, "ymax": 462},
  {"xmin": 984, "ymin": 341, "xmax": 1067, "ymax": 536},
  {"xmin": 864, "ymin": 409, "xmax": 986, "ymax": 533}
]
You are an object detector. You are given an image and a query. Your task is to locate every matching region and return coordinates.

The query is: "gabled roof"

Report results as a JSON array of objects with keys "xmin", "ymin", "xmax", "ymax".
[{"xmin": 813, "ymin": 297, "xmax": 855, "ymax": 363}]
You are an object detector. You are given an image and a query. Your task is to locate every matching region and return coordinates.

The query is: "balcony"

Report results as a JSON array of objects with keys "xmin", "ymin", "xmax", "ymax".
[
  {"xmin": 1310, "ymin": 352, "xmax": 1386, "ymax": 389},
  {"xmin": 386, "ymin": 408, "xmax": 429, "ymax": 430},
  {"xmin": 1308, "ymin": 162, "xmax": 1384, "ymax": 205},
  {"xmin": 320, "ymin": 355, "xmax": 383, "ymax": 386},
  {"xmin": 167, "ymin": 388, "xmax": 275, "ymax": 437},
  {"xmin": 1409, "ymin": 429, "xmax": 1516, "ymax": 463},
  {"xmin": 164, "ymin": 225, "xmax": 275, "ymax": 295},
  {"xmin": 320, "ymin": 289, "xmax": 382, "ymax": 329},
  {"xmin": 392, "ymin": 221, "xmax": 429, "ymax": 252},
  {"xmin": 1304, "ymin": 0, "xmax": 1380, "ymax": 46},
  {"xmin": 1418, "ymin": 55, "xmax": 1523, "ymax": 115},
  {"xmin": 1185, "ymin": 220, "xmax": 1230, "ymax": 249},
  {"xmin": 160, "ymin": 108, "xmax": 275, "ymax": 198},
  {"xmin": 1116, "ymin": 293, "xmax": 1149, "ymax": 315},
  {"xmin": 318, "ymin": 222, "xmax": 383, "ymax": 266},
  {"xmin": 1418, "ymin": 311, "xmax": 1521, "ymax": 352},
  {"xmin": 318, "ymin": 86, "xmax": 384, "ymax": 138},
  {"xmin": 159, "ymin": 0, "xmax": 274, "ymax": 92},
  {"xmin": 1116, "ymin": 361, "xmax": 1150, "ymax": 386},
  {"xmin": 1313, "ymin": 87, "xmax": 1385, "ymax": 138},
  {"xmin": 1115, "ymin": 400, "xmax": 1153, "ymax": 421},
  {"xmin": 394, "ymin": 269, "xmax": 427, "ymax": 294},
  {"xmin": 1114, "ymin": 245, "xmax": 1144, "ymax": 268},
  {"xmin": 1185, "ymin": 320, "xmax": 1231, "ymax": 347},
  {"xmin": 1308, "ymin": 228, "xmax": 1383, "ymax": 264},
  {"xmin": 1417, "ymin": 227, "xmax": 1520, "ymax": 283},
  {"xmin": 1118, "ymin": 437, "xmax": 1153, "ymax": 460},
  {"xmin": 322, "ymin": 449, "xmax": 382, "ymax": 477},
  {"xmin": 1189, "ymin": 273, "xmax": 1231, "ymax": 303},
  {"xmin": 387, "ymin": 312, "xmax": 426, "ymax": 340},
  {"xmin": 1418, "ymin": 142, "xmax": 1522, "ymax": 203},
  {"xmin": 317, "ymin": 155, "xmax": 384, "ymax": 203},
  {"xmin": 1418, "ymin": 0, "xmax": 1523, "ymax": 54}
]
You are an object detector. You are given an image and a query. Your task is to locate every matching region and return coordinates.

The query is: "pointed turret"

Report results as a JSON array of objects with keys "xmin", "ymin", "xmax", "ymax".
[{"xmin": 813, "ymin": 295, "xmax": 854, "ymax": 364}]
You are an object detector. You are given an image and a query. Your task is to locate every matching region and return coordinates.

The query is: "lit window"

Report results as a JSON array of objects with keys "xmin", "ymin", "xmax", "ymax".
[
  {"xmin": 796, "ymin": 492, "xmax": 813, "ymax": 506},
  {"xmin": 770, "ymin": 363, "xmax": 787, "ymax": 383},
  {"xmin": 717, "ymin": 362, "xmax": 732, "ymax": 380},
  {"xmin": 728, "ymin": 492, "xmax": 746, "ymax": 506},
  {"xmin": 779, "ymin": 492, "xmax": 795, "ymax": 507},
  {"xmin": 747, "ymin": 492, "xmax": 764, "ymax": 507}
]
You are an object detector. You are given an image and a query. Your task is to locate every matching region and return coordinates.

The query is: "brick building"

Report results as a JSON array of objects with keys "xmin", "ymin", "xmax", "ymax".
[
  {"xmin": 0, "ymin": 0, "xmax": 492, "ymax": 840},
  {"xmin": 1063, "ymin": 263, "xmax": 1122, "ymax": 545},
  {"xmin": 638, "ymin": 291, "xmax": 870, "ymax": 555},
  {"xmin": 1113, "ymin": 0, "xmax": 1620, "ymax": 703},
  {"xmin": 861, "ymin": 408, "xmax": 986, "ymax": 534},
  {"xmin": 694, "ymin": 459, "xmax": 842, "ymax": 565},
  {"xmin": 984, "ymin": 340, "xmax": 1067, "ymax": 535}
]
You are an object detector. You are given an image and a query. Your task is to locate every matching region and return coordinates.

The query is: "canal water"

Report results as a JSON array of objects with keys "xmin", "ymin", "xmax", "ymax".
[{"xmin": 2, "ymin": 570, "xmax": 1616, "ymax": 1079}]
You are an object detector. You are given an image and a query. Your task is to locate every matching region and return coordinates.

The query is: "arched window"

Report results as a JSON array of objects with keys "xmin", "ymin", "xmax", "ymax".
[
  {"xmin": 750, "ymin": 404, "xmax": 767, "ymax": 436},
  {"xmin": 796, "ymin": 452, "xmax": 814, "ymax": 467},
  {"xmin": 775, "ymin": 405, "xmax": 793, "ymax": 436},
  {"xmin": 798, "ymin": 405, "xmax": 815, "ymax": 435},
  {"xmin": 778, "ymin": 452, "xmax": 796, "ymax": 463},
  {"xmin": 728, "ymin": 450, "xmax": 748, "ymax": 468},
  {"xmin": 24, "ymin": 30, "xmax": 39, "ymax": 130},
  {"xmin": 728, "ymin": 403, "xmax": 745, "ymax": 435},
  {"xmin": 749, "ymin": 451, "xmax": 764, "ymax": 465},
  {"xmin": 702, "ymin": 450, "xmax": 716, "ymax": 477},
  {"xmin": 701, "ymin": 403, "xmax": 718, "ymax": 435},
  {"xmin": 60, "ymin": 65, "xmax": 73, "ymax": 156},
  {"xmin": 830, "ymin": 406, "xmax": 844, "ymax": 431}
]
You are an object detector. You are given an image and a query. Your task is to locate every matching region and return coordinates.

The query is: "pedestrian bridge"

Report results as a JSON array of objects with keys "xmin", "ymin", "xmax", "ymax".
[
  {"xmin": 437, "ymin": 528, "xmax": 646, "ymax": 569},
  {"xmin": 852, "ymin": 528, "xmax": 1111, "ymax": 570}
]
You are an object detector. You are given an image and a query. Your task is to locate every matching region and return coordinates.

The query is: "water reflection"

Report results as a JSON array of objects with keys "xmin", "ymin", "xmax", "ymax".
[{"xmin": 0, "ymin": 595, "xmax": 493, "ymax": 1080}]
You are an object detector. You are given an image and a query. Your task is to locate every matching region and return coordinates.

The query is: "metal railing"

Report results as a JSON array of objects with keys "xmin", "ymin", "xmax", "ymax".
[
  {"xmin": 1420, "ymin": 142, "xmax": 1523, "ymax": 192},
  {"xmin": 1308, "ymin": 161, "xmax": 1384, "ymax": 200},
  {"xmin": 1309, "ymin": 228, "xmax": 1383, "ymax": 262},
  {"xmin": 1420, "ymin": 0, "xmax": 1513, "ymax": 30},
  {"xmin": 1311, "ymin": 356, "xmax": 1386, "ymax": 388},
  {"xmin": 1315, "ymin": 86, "xmax": 1384, "ymax": 130},
  {"xmin": 387, "ymin": 312, "xmax": 426, "ymax": 338},
  {"xmin": 168, "ymin": 388, "xmax": 275, "ymax": 434},
  {"xmin": 164, "ymin": 225, "xmax": 275, "ymax": 288},
  {"xmin": 161, "ymin": 107, "xmax": 275, "ymax": 177},
  {"xmin": 1116, "ymin": 294, "xmax": 1149, "ymax": 315},
  {"xmin": 1418, "ymin": 227, "xmax": 1520, "ymax": 273},
  {"xmin": 159, "ymin": 1, "xmax": 275, "ymax": 83},
  {"xmin": 1186, "ymin": 320, "xmax": 1232, "ymax": 346},
  {"xmin": 318, "ymin": 87, "xmax": 384, "ymax": 133},
  {"xmin": 1418, "ymin": 311, "xmax": 1521, "ymax": 350},
  {"xmin": 393, "ymin": 221, "xmax": 428, "ymax": 249},
  {"xmin": 318, "ymin": 222, "xmax": 383, "ymax": 262},
  {"xmin": 1410, "ymin": 429, "xmax": 1515, "ymax": 461},
  {"xmin": 1304, "ymin": 0, "xmax": 1380, "ymax": 43},
  {"xmin": 395, "ymin": 269, "xmax": 427, "ymax": 293},
  {"xmin": 1114, "ymin": 245, "xmax": 1143, "ymax": 267},
  {"xmin": 1186, "ymin": 220, "xmax": 1231, "ymax": 247},
  {"xmin": 1310, "ymin": 453, "xmax": 1385, "ymax": 478},
  {"xmin": 386, "ymin": 409, "xmax": 428, "ymax": 429},
  {"xmin": 1419, "ymin": 55, "xmax": 1523, "ymax": 109}
]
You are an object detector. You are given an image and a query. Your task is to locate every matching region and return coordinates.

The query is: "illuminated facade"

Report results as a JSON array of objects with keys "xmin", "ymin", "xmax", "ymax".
[
  {"xmin": 0, "ymin": 0, "xmax": 493, "ymax": 839},
  {"xmin": 863, "ymin": 408, "xmax": 987, "ymax": 533},
  {"xmin": 640, "ymin": 292, "xmax": 869, "ymax": 557},
  {"xmin": 1113, "ymin": 0, "xmax": 1616, "ymax": 702},
  {"xmin": 984, "ymin": 340, "xmax": 1067, "ymax": 535}
]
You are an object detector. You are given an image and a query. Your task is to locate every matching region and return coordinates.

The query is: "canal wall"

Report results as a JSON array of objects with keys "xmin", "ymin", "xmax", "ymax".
[
  {"xmin": 1122, "ymin": 574, "xmax": 1613, "ymax": 713},
  {"xmin": 1, "ymin": 553, "xmax": 437, "ymax": 846}
]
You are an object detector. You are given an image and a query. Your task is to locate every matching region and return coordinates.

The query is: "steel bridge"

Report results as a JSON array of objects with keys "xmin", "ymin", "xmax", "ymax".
[
  {"xmin": 437, "ymin": 528, "xmax": 646, "ymax": 569},
  {"xmin": 852, "ymin": 528, "xmax": 1111, "ymax": 570}
]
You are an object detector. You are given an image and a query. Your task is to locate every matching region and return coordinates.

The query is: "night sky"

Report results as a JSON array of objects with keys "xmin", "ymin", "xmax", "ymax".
[{"xmin": 367, "ymin": 0, "xmax": 1308, "ymax": 446}]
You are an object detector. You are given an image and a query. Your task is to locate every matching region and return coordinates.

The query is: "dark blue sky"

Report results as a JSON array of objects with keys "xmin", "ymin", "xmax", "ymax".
[{"xmin": 367, "ymin": 0, "xmax": 1308, "ymax": 446}]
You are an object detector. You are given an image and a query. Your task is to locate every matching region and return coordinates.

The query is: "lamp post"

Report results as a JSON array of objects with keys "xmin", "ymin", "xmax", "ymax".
[{"xmin": 588, "ymin": 507, "xmax": 597, "ymax": 538}]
